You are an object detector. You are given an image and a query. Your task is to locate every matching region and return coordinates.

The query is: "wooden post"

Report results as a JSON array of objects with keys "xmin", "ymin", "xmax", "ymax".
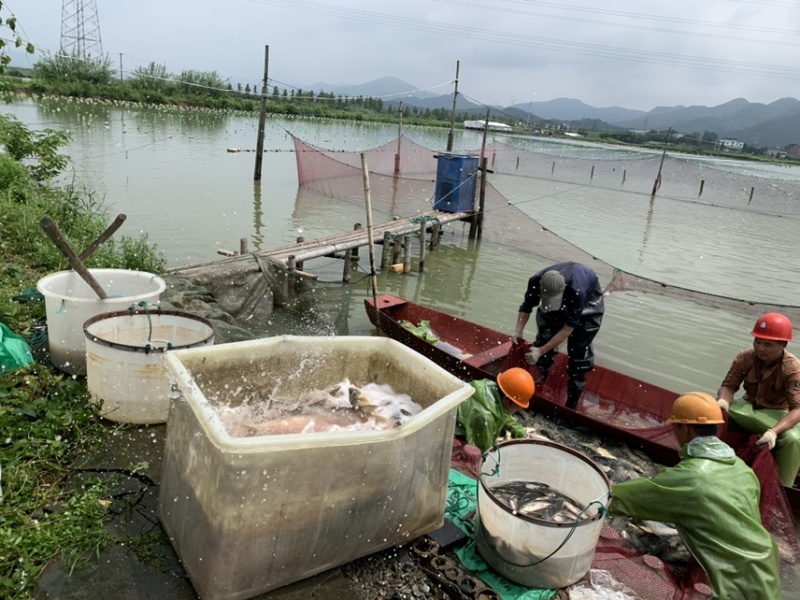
[
  {"xmin": 295, "ymin": 236, "xmax": 304, "ymax": 271},
  {"xmin": 381, "ymin": 233, "xmax": 393, "ymax": 269},
  {"xmin": 749, "ymin": 186, "xmax": 755, "ymax": 204},
  {"xmin": 446, "ymin": 60, "xmax": 460, "ymax": 152},
  {"xmin": 471, "ymin": 108, "xmax": 490, "ymax": 240},
  {"xmin": 699, "ymin": 180, "xmax": 705, "ymax": 197},
  {"xmin": 418, "ymin": 220, "xmax": 426, "ymax": 272},
  {"xmin": 430, "ymin": 223, "xmax": 440, "ymax": 250},
  {"xmin": 391, "ymin": 236, "xmax": 402, "ymax": 265},
  {"xmin": 360, "ymin": 154, "xmax": 379, "ymax": 310},
  {"xmin": 551, "ymin": 161, "xmax": 555, "ymax": 175},
  {"xmin": 402, "ymin": 235, "xmax": 411, "ymax": 273},
  {"xmin": 240, "ymin": 238, "xmax": 249, "ymax": 255},
  {"xmin": 590, "ymin": 165, "xmax": 595, "ymax": 180},
  {"xmin": 651, "ymin": 127, "xmax": 672, "ymax": 198},
  {"xmin": 394, "ymin": 101, "xmax": 403, "ymax": 175},
  {"xmin": 471, "ymin": 156, "xmax": 488, "ymax": 240},
  {"xmin": 351, "ymin": 223, "xmax": 362, "ymax": 259},
  {"xmin": 286, "ymin": 254, "xmax": 295, "ymax": 302},
  {"xmin": 254, "ymin": 45, "xmax": 269, "ymax": 181},
  {"xmin": 343, "ymin": 248, "xmax": 352, "ymax": 282},
  {"xmin": 622, "ymin": 169, "xmax": 627, "ymax": 185}
]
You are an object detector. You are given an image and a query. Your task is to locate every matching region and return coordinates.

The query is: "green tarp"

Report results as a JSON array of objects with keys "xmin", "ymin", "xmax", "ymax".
[
  {"xmin": 0, "ymin": 322, "xmax": 34, "ymax": 373},
  {"xmin": 446, "ymin": 469, "xmax": 557, "ymax": 600}
]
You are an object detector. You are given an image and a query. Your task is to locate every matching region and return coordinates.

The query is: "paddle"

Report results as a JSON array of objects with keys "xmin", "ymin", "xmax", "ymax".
[
  {"xmin": 78, "ymin": 213, "xmax": 127, "ymax": 262},
  {"xmin": 40, "ymin": 217, "xmax": 108, "ymax": 299}
]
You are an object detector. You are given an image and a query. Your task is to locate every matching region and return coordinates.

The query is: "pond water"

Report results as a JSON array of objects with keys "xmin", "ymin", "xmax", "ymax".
[{"xmin": 7, "ymin": 96, "xmax": 799, "ymax": 395}]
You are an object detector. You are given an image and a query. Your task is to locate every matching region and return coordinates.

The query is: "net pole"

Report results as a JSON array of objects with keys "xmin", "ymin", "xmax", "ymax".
[{"xmin": 360, "ymin": 153, "xmax": 379, "ymax": 317}]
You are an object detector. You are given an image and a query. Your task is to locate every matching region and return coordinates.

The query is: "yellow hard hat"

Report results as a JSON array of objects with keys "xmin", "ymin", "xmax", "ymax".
[
  {"xmin": 666, "ymin": 391, "xmax": 724, "ymax": 425},
  {"xmin": 497, "ymin": 367, "xmax": 535, "ymax": 409}
]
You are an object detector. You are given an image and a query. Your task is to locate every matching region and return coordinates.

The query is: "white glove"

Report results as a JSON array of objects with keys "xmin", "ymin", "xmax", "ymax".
[
  {"xmin": 716, "ymin": 398, "xmax": 729, "ymax": 411},
  {"xmin": 756, "ymin": 429, "xmax": 777, "ymax": 450},
  {"xmin": 525, "ymin": 347, "xmax": 543, "ymax": 365}
]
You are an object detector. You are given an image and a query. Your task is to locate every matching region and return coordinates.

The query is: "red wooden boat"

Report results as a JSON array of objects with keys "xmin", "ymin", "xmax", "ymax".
[{"xmin": 365, "ymin": 294, "xmax": 800, "ymax": 511}]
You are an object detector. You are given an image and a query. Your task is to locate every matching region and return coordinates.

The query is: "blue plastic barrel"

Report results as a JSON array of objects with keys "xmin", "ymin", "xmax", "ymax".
[{"xmin": 433, "ymin": 154, "xmax": 479, "ymax": 213}]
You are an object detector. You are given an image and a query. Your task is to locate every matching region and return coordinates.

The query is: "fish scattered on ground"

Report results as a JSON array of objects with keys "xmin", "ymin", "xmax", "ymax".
[{"xmin": 489, "ymin": 480, "xmax": 591, "ymax": 522}]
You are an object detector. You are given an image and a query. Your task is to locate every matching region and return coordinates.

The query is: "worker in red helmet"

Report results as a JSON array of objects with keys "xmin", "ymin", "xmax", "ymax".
[
  {"xmin": 455, "ymin": 368, "xmax": 535, "ymax": 453},
  {"xmin": 717, "ymin": 312, "xmax": 800, "ymax": 486}
]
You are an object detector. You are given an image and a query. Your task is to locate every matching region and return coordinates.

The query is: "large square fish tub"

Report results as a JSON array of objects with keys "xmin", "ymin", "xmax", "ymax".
[{"xmin": 160, "ymin": 335, "xmax": 474, "ymax": 600}]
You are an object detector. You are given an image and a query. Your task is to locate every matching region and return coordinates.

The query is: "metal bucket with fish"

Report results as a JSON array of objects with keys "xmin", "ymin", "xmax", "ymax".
[{"xmin": 476, "ymin": 439, "xmax": 610, "ymax": 589}]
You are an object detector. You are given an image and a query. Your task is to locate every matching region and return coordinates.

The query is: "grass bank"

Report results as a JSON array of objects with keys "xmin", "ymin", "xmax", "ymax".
[{"xmin": 0, "ymin": 113, "xmax": 166, "ymax": 599}]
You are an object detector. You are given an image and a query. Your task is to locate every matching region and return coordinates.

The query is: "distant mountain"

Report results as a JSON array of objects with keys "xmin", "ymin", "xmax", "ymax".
[
  {"xmin": 305, "ymin": 77, "xmax": 800, "ymax": 147},
  {"xmin": 307, "ymin": 76, "xmax": 437, "ymax": 100},
  {"xmin": 510, "ymin": 98, "xmax": 644, "ymax": 124}
]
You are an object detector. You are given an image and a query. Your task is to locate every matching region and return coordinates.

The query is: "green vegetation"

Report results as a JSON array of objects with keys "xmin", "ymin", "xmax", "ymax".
[
  {"xmin": 0, "ymin": 115, "xmax": 165, "ymax": 599},
  {"xmin": 17, "ymin": 54, "xmax": 481, "ymax": 128}
]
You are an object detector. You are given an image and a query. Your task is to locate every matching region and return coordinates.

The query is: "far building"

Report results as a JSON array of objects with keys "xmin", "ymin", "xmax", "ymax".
[
  {"xmin": 718, "ymin": 139, "xmax": 744, "ymax": 153},
  {"xmin": 786, "ymin": 144, "xmax": 800, "ymax": 160}
]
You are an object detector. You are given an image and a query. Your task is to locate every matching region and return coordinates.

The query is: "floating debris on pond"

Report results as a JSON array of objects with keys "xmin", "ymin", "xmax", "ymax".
[{"xmin": 217, "ymin": 378, "xmax": 423, "ymax": 436}]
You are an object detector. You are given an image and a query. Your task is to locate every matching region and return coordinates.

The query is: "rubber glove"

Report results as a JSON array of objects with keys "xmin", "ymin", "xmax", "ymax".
[
  {"xmin": 756, "ymin": 429, "xmax": 777, "ymax": 450},
  {"xmin": 716, "ymin": 398, "xmax": 729, "ymax": 411},
  {"xmin": 525, "ymin": 347, "xmax": 543, "ymax": 365},
  {"xmin": 511, "ymin": 329, "xmax": 524, "ymax": 345}
]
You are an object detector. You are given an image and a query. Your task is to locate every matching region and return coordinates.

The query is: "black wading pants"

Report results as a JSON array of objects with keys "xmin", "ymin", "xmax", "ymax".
[{"xmin": 534, "ymin": 293, "xmax": 604, "ymax": 409}]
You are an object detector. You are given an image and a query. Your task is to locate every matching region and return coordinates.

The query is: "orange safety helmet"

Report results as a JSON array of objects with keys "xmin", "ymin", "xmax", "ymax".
[
  {"xmin": 497, "ymin": 367, "xmax": 536, "ymax": 409},
  {"xmin": 751, "ymin": 313, "xmax": 793, "ymax": 342},
  {"xmin": 666, "ymin": 391, "xmax": 725, "ymax": 425}
]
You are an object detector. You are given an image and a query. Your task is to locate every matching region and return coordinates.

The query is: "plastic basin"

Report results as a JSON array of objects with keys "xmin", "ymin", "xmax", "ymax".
[
  {"xmin": 37, "ymin": 269, "xmax": 166, "ymax": 374},
  {"xmin": 84, "ymin": 309, "xmax": 215, "ymax": 424},
  {"xmin": 476, "ymin": 439, "xmax": 610, "ymax": 589}
]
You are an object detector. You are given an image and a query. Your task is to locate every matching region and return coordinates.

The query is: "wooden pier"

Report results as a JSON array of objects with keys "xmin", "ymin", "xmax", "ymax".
[{"xmin": 169, "ymin": 209, "xmax": 472, "ymax": 281}]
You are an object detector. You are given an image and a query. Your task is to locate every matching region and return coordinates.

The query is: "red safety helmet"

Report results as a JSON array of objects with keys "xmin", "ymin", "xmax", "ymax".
[{"xmin": 751, "ymin": 313, "xmax": 793, "ymax": 342}]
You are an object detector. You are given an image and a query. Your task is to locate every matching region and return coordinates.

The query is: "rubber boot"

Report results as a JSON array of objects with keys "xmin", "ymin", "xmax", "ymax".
[{"xmin": 566, "ymin": 377, "xmax": 585, "ymax": 410}]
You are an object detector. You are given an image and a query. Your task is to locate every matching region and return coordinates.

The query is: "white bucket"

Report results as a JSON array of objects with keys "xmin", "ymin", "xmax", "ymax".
[
  {"xmin": 84, "ymin": 309, "xmax": 215, "ymax": 424},
  {"xmin": 476, "ymin": 439, "xmax": 610, "ymax": 589},
  {"xmin": 37, "ymin": 269, "xmax": 166, "ymax": 374}
]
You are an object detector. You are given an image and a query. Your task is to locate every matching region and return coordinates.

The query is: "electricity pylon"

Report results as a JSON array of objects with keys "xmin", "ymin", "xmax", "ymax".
[{"xmin": 60, "ymin": 0, "xmax": 103, "ymax": 58}]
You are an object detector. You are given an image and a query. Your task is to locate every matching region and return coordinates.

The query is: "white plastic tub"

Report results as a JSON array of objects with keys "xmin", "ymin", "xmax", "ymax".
[
  {"xmin": 159, "ymin": 335, "xmax": 474, "ymax": 600},
  {"xmin": 476, "ymin": 439, "xmax": 610, "ymax": 589},
  {"xmin": 84, "ymin": 309, "xmax": 215, "ymax": 424},
  {"xmin": 37, "ymin": 269, "xmax": 166, "ymax": 374}
]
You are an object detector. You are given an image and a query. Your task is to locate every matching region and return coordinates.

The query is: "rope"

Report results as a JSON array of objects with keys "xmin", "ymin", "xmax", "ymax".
[{"xmin": 128, "ymin": 300, "xmax": 163, "ymax": 352}]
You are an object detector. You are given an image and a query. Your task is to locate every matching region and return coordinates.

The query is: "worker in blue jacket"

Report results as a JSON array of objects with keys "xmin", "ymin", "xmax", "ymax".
[
  {"xmin": 512, "ymin": 261, "xmax": 604, "ymax": 409},
  {"xmin": 611, "ymin": 391, "xmax": 781, "ymax": 599}
]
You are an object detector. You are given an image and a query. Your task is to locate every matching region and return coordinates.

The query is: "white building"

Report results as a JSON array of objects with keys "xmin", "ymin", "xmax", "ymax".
[
  {"xmin": 718, "ymin": 139, "xmax": 744, "ymax": 152},
  {"xmin": 464, "ymin": 120, "xmax": 513, "ymax": 133}
]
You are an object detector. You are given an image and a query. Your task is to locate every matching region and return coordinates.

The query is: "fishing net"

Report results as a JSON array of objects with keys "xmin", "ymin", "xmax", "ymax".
[
  {"xmin": 291, "ymin": 131, "xmax": 800, "ymax": 323},
  {"xmin": 293, "ymin": 131, "xmax": 800, "ymax": 595}
]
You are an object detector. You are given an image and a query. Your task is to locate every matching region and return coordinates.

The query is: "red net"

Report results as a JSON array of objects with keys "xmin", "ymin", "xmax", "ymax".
[{"xmin": 291, "ymin": 132, "xmax": 800, "ymax": 320}]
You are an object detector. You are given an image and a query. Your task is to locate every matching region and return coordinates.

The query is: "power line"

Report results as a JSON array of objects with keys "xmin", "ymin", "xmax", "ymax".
[{"xmin": 252, "ymin": 0, "xmax": 800, "ymax": 80}]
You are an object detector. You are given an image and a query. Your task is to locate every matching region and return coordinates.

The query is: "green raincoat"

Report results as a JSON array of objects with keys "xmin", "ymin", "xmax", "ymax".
[
  {"xmin": 610, "ymin": 436, "xmax": 780, "ymax": 599},
  {"xmin": 455, "ymin": 379, "xmax": 526, "ymax": 453}
]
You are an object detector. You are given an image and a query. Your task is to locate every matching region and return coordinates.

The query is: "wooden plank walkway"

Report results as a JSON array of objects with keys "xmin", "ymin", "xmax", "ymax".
[{"xmin": 169, "ymin": 209, "xmax": 471, "ymax": 274}]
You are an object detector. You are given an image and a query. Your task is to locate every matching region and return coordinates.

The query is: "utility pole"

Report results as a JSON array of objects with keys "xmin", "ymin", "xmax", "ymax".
[
  {"xmin": 446, "ymin": 60, "xmax": 460, "ymax": 152},
  {"xmin": 254, "ymin": 45, "xmax": 269, "ymax": 181},
  {"xmin": 119, "ymin": 53, "xmax": 123, "ymax": 81}
]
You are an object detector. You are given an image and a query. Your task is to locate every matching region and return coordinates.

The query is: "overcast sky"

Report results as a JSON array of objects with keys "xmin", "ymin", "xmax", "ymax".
[{"xmin": 8, "ymin": 0, "xmax": 800, "ymax": 111}]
